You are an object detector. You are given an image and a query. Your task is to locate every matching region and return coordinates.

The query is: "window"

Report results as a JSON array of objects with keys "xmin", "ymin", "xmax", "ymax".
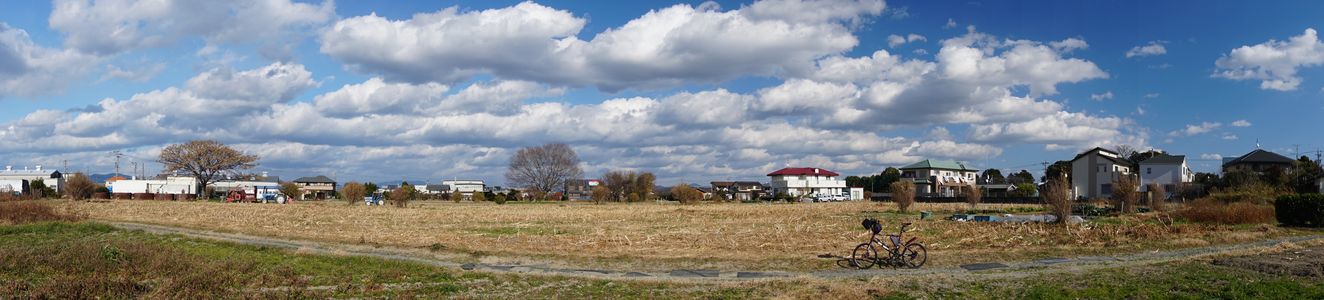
[
  {"xmin": 1146, "ymin": 168, "xmax": 1151, "ymax": 174},
  {"xmin": 1101, "ymin": 184, "xmax": 1113, "ymax": 195}
]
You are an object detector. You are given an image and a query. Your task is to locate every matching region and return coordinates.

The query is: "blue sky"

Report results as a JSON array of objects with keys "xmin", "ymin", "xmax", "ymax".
[{"xmin": 1, "ymin": 0, "xmax": 1322, "ymax": 185}]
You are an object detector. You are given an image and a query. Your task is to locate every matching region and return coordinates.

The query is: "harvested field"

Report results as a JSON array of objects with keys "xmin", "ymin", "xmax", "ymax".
[
  {"xmin": 1212, "ymin": 245, "xmax": 1324, "ymax": 277},
  {"xmin": 72, "ymin": 200, "xmax": 1308, "ymax": 271}
]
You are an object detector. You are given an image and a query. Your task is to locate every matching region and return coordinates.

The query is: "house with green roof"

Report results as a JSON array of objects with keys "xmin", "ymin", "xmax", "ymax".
[{"xmin": 899, "ymin": 160, "xmax": 979, "ymax": 197}]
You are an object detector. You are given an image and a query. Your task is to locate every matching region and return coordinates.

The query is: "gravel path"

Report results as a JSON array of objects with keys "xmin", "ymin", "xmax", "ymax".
[{"xmin": 104, "ymin": 221, "xmax": 1324, "ymax": 282}]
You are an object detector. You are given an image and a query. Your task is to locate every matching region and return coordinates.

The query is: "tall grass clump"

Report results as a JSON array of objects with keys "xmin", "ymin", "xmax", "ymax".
[
  {"xmin": 890, "ymin": 180, "xmax": 915, "ymax": 212},
  {"xmin": 1147, "ymin": 183, "xmax": 1168, "ymax": 212},
  {"xmin": 1176, "ymin": 198, "xmax": 1275, "ymax": 225},
  {"xmin": 1042, "ymin": 176, "xmax": 1071, "ymax": 223},
  {"xmin": 0, "ymin": 201, "xmax": 81, "ymax": 224}
]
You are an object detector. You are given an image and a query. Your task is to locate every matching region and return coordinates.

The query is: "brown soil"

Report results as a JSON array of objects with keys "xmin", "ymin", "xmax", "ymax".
[{"xmin": 1212, "ymin": 246, "xmax": 1324, "ymax": 277}]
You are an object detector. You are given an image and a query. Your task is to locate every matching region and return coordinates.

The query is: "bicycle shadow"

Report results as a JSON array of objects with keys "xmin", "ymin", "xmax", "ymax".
[{"xmin": 818, "ymin": 253, "xmax": 862, "ymax": 269}]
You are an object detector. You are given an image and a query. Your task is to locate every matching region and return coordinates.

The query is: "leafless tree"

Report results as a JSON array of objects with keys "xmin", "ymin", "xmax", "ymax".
[
  {"xmin": 505, "ymin": 143, "xmax": 583, "ymax": 200},
  {"xmin": 157, "ymin": 140, "xmax": 258, "ymax": 199},
  {"xmin": 632, "ymin": 172, "xmax": 655, "ymax": 201},
  {"xmin": 962, "ymin": 185, "xmax": 982, "ymax": 210},
  {"xmin": 1042, "ymin": 175, "xmax": 1072, "ymax": 224},
  {"xmin": 1113, "ymin": 174, "xmax": 1140, "ymax": 213},
  {"xmin": 1113, "ymin": 144, "xmax": 1138, "ymax": 159},
  {"xmin": 602, "ymin": 170, "xmax": 634, "ymax": 202},
  {"xmin": 890, "ymin": 180, "xmax": 915, "ymax": 212},
  {"xmin": 342, "ymin": 182, "xmax": 366, "ymax": 205}
]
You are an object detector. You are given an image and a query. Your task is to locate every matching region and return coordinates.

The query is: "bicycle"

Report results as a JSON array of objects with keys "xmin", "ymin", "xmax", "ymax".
[{"xmin": 850, "ymin": 218, "xmax": 927, "ymax": 269}]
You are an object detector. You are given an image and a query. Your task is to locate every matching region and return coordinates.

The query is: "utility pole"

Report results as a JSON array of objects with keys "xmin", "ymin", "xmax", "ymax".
[{"xmin": 109, "ymin": 151, "xmax": 123, "ymax": 175}]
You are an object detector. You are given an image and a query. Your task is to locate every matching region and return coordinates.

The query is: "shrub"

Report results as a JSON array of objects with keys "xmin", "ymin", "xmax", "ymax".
[
  {"xmin": 341, "ymin": 182, "xmax": 366, "ymax": 206},
  {"xmin": 890, "ymin": 181, "xmax": 915, "ymax": 212},
  {"xmin": 0, "ymin": 201, "xmax": 81, "ymax": 224},
  {"xmin": 1147, "ymin": 183, "xmax": 1168, "ymax": 212},
  {"xmin": 1042, "ymin": 176, "xmax": 1071, "ymax": 223},
  {"xmin": 962, "ymin": 185, "xmax": 982, "ymax": 209},
  {"xmin": 390, "ymin": 185, "xmax": 415, "ymax": 208},
  {"xmin": 64, "ymin": 173, "xmax": 97, "ymax": 200},
  {"xmin": 279, "ymin": 182, "xmax": 302, "ymax": 201},
  {"xmin": 1275, "ymin": 194, "xmax": 1324, "ymax": 227},
  {"xmin": 470, "ymin": 192, "xmax": 486, "ymax": 202},
  {"xmin": 590, "ymin": 186, "xmax": 610, "ymax": 204},
  {"xmin": 1112, "ymin": 175, "xmax": 1139, "ymax": 213},
  {"xmin": 671, "ymin": 184, "xmax": 703, "ymax": 204},
  {"xmin": 1177, "ymin": 198, "xmax": 1275, "ymax": 225}
]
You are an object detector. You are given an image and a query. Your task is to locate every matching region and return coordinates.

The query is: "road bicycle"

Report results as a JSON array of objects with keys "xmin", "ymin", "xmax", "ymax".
[{"xmin": 850, "ymin": 218, "xmax": 927, "ymax": 269}]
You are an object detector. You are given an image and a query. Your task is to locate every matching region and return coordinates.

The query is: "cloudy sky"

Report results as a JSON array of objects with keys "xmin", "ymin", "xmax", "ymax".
[{"xmin": 2, "ymin": 0, "xmax": 1323, "ymax": 186}]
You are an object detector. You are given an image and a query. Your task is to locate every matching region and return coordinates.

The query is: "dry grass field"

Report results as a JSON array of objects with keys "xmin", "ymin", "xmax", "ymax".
[{"xmin": 72, "ymin": 200, "xmax": 1303, "ymax": 272}]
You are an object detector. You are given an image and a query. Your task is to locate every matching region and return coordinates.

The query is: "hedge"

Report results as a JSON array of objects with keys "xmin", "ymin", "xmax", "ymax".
[{"xmin": 1275, "ymin": 194, "xmax": 1324, "ymax": 227}]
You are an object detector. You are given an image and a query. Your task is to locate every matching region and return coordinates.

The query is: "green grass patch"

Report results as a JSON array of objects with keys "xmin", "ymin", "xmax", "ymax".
[
  {"xmin": 929, "ymin": 262, "xmax": 1324, "ymax": 299},
  {"xmin": 0, "ymin": 221, "xmax": 750, "ymax": 298}
]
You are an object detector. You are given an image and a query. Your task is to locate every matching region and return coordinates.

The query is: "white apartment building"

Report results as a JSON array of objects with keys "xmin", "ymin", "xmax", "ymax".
[{"xmin": 767, "ymin": 167, "xmax": 847, "ymax": 198}]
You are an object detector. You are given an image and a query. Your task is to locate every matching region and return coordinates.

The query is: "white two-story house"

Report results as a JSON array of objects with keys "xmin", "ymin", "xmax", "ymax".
[
  {"xmin": 899, "ymin": 160, "xmax": 978, "ymax": 197},
  {"xmin": 1137, "ymin": 154, "xmax": 1193, "ymax": 196},
  {"xmin": 1069, "ymin": 147, "xmax": 1133, "ymax": 200},
  {"xmin": 767, "ymin": 167, "xmax": 847, "ymax": 198}
]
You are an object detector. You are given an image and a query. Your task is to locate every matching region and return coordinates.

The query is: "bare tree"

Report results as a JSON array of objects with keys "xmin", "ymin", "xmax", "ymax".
[
  {"xmin": 602, "ymin": 170, "xmax": 634, "ymax": 202},
  {"xmin": 505, "ymin": 143, "xmax": 583, "ymax": 200},
  {"xmin": 962, "ymin": 185, "xmax": 982, "ymax": 210},
  {"xmin": 632, "ymin": 172, "xmax": 655, "ymax": 202},
  {"xmin": 890, "ymin": 180, "xmax": 915, "ymax": 212},
  {"xmin": 342, "ymin": 182, "xmax": 366, "ymax": 206},
  {"xmin": 1042, "ymin": 175, "xmax": 1072, "ymax": 224},
  {"xmin": 1113, "ymin": 144, "xmax": 1138, "ymax": 159},
  {"xmin": 1113, "ymin": 174, "xmax": 1139, "ymax": 213},
  {"xmin": 64, "ymin": 173, "xmax": 97, "ymax": 200},
  {"xmin": 158, "ymin": 140, "xmax": 258, "ymax": 199}
]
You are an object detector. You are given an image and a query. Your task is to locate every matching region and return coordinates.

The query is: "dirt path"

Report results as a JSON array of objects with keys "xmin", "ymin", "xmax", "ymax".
[{"xmin": 104, "ymin": 221, "xmax": 1324, "ymax": 282}]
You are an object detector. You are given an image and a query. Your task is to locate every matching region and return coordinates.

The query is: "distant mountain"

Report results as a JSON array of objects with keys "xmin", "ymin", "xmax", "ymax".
[{"xmin": 89, "ymin": 173, "xmax": 131, "ymax": 183}]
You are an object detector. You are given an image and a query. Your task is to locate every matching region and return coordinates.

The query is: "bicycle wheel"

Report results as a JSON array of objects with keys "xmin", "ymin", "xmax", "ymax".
[
  {"xmin": 851, "ymin": 243, "xmax": 878, "ymax": 269},
  {"xmin": 901, "ymin": 243, "xmax": 927, "ymax": 269}
]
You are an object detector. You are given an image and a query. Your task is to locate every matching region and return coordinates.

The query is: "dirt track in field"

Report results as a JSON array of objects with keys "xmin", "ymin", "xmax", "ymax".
[{"xmin": 103, "ymin": 220, "xmax": 1324, "ymax": 282}]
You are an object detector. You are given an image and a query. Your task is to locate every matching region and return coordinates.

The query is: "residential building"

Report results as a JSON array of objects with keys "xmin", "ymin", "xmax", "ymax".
[
  {"xmin": 1222, "ymin": 149, "xmax": 1294, "ymax": 175},
  {"xmin": 441, "ymin": 179, "xmax": 485, "ymax": 196},
  {"xmin": 421, "ymin": 184, "xmax": 449, "ymax": 195},
  {"xmin": 767, "ymin": 167, "xmax": 847, "ymax": 198},
  {"xmin": 564, "ymin": 179, "xmax": 602, "ymax": 200},
  {"xmin": 0, "ymin": 165, "xmax": 63, "ymax": 193},
  {"xmin": 898, "ymin": 160, "xmax": 978, "ymax": 197},
  {"xmin": 1138, "ymin": 154, "xmax": 1193, "ymax": 195},
  {"xmin": 292, "ymin": 175, "xmax": 337, "ymax": 200},
  {"xmin": 977, "ymin": 183, "xmax": 1019, "ymax": 197},
  {"xmin": 849, "ymin": 187, "xmax": 865, "ymax": 201},
  {"xmin": 710, "ymin": 181, "xmax": 766, "ymax": 201},
  {"xmin": 696, "ymin": 186, "xmax": 715, "ymax": 200},
  {"xmin": 1070, "ymin": 147, "xmax": 1133, "ymax": 200},
  {"xmin": 211, "ymin": 172, "xmax": 282, "ymax": 201},
  {"xmin": 108, "ymin": 176, "xmax": 198, "ymax": 196}
]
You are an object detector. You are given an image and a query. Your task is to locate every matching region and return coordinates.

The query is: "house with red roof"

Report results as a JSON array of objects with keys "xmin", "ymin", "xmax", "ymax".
[{"xmin": 766, "ymin": 167, "xmax": 847, "ymax": 200}]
